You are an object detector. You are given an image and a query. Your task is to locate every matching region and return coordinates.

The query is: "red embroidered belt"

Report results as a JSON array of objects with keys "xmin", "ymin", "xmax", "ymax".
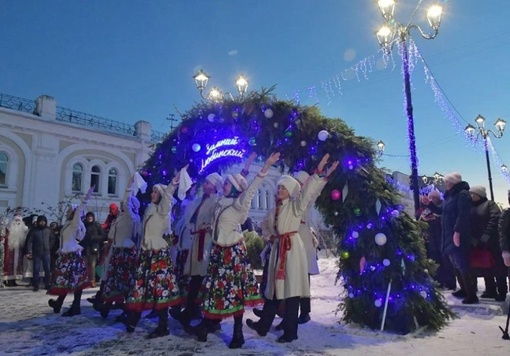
[{"xmin": 276, "ymin": 231, "xmax": 297, "ymax": 280}]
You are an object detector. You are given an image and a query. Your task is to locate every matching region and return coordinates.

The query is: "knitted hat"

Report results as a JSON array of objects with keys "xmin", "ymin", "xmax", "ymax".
[
  {"xmin": 428, "ymin": 190, "xmax": 442, "ymax": 201},
  {"xmin": 469, "ymin": 185, "xmax": 487, "ymax": 198},
  {"xmin": 153, "ymin": 184, "xmax": 168, "ymax": 196},
  {"xmin": 109, "ymin": 203, "xmax": 119, "ymax": 214},
  {"xmin": 227, "ymin": 174, "xmax": 248, "ymax": 192},
  {"xmin": 206, "ymin": 173, "xmax": 224, "ymax": 193},
  {"xmin": 444, "ymin": 172, "xmax": 462, "ymax": 184},
  {"xmin": 277, "ymin": 175, "xmax": 301, "ymax": 198},
  {"xmin": 294, "ymin": 171, "xmax": 310, "ymax": 186}
]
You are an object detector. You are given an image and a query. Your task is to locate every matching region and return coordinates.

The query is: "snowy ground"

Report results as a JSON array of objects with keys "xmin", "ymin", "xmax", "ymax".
[{"xmin": 1, "ymin": 257, "xmax": 509, "ymax": 356}]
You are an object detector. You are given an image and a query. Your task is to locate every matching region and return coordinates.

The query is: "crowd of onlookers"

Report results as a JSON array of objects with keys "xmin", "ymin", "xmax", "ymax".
[
  {"xmin": 420, "ymin": 172, "xmax": 510, "ymax": 304},
  {"xmin": 0, "ymin": 203, "xmax": 119, "ymax": 290}
]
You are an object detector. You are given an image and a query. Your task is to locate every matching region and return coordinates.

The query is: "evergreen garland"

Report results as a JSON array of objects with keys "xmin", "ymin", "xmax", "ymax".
[{"xmin": 141, "ymin": 89, "xmax": 455, "ymax": 334}]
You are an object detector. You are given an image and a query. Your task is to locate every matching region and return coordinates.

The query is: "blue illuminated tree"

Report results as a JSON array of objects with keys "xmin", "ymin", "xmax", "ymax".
[{"xmin": 141, "ymin": 88, "xmax": 455, "ymax": 334}]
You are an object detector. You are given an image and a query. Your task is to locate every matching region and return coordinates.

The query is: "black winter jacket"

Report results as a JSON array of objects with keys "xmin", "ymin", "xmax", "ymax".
[
  {"xmin": 428, "ymin": 181, "xmax": 472, "ymax": 254},
  {"xmin": 470, "ymin": 197, "xmax": 501, "ymax": 245},
  {"xmin": 499, "ymin": 208, "xmax": 510, "ymax": 253},
  {"xmin": 26, "ymin": 227, "xmax": 53, "ymax": 256}
]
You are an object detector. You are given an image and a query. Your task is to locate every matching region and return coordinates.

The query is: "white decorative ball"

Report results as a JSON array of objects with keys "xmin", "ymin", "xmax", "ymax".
[
  {"xmin": 264, "ymin": 108, "xmax": 274, "ymax": 118},
  {"xmin": 318, "ymin": 130, "xmax": 329, "ymax": 141},
  {"xmin": 374, "ymin": 299, "xmax": 382, "ymax": 308},
  {"xmin": 424, "ymin": 269, "xmax": 429, "ymax": 274},
  {"xmin": 273, "ymin": 122, "xmax": 279, "ymax": 128},
  {"xmin": 207, "ymin": 113, "xmax": 215, "ymax": 122},
  {"xmin": 192, "ymin": 143, "xmax": 201, "ymax": 152},
  {"xmin": 383, "ymin": 259, "xmax": 390, "ymax": 266},
  {"xmin": 420, "ymin": 291, "xmax": 428, "ymax": 298},
  {"xmin": 391, "ymin": 210, "xmax": 400, "ymax": 218},
  {"xmin": 374, "ymin": 233, "xmax": 387, "ymax": 246},
  {"xmin": 348, "ymin": 293, "xmax": 354, "ymax": 298},
  {"xmin": 300, "ymin": 140, "xmax": 307, "ymax": 147},
  {"xmin": 352, "ymin": 231, "xmax": 359, "ymax": 239}
]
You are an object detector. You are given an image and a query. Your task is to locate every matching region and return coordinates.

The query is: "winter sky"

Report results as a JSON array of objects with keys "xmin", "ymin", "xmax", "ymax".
[{"xmin": 1, "ymin": 0, "xmax": 510, "ymax": 205}]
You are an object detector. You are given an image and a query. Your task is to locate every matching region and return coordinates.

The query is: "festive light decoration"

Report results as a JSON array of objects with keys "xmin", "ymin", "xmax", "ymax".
[
  {"xmin": 318, "ymin": 130, "xmax": 329, "ymax": 141},
  {"xmin": 331, "ymin": 189, "xmax": 341, "ymax": 201},
  {"xmin": 374, "ymin": 232, "xmax": 387, "ymax": 246}
]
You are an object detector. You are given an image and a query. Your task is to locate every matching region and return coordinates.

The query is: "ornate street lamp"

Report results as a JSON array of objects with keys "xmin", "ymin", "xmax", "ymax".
[
  {"xmin": 376, "ymin": 140, "xmax": 386, "ymax": 157},
  {"xmin": 374, "ymin": 0, "xmax": 443, "ymax": 218},
  {"xmin": 464, "ymin": 114, "xmax": 506, "ymax": 200},
  {"xmin": 193, "ymin": 70, "xmax": 249, "ymax": 102}
]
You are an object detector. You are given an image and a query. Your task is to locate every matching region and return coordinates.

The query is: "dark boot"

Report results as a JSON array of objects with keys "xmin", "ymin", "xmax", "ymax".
[
  {"xmin": 193, "ymin": 318, "xmax": 212, "ymax": 342},
  {"xmin": 298, "ymin": 297, "xmax": 311, "ymax": 324},
  {"xmin": 148, "ymin": 308, "xmax": 170, "ymax": 339},
  {"xmin": 48, "ymin": 296, "xmax": 65, "ymax": 313},
  {"xmin": 101, "ymin": 302, "xmax": 112, "ymax": 318},
  {"xmin": 278, "ymin": 297, "xmax": 299, "ymax": 343},
  {"xmin": 246, "ymin": 298, "xmax": 279, "ymax": 337},
  {"xmin": 461, "ymin": 272, "xmax": 479, "ymax": 304},
  {"xmin": 252, "ymin": 308, "xmax": 263, "ymax": 318},
  {"xmin": 275, "ymin": 319, "xmax": 284, "ymax": 331},
  {"xmin": 481, "ymin": 277, "xmax": 497, "ymax": 298},
  {"xmin": 229, "ymin": 317, "xmax": 244, "ymax": 349},
  {"xmin": 62, "ymin": 290, "xmax": 82, "ymax": 317},
  {"xmin": 452, "ymin": 271, "xmax": 467, "ymax": 298},
  {"xmin": 495, "ymin": 277, "xmax": 508, "ymax": 301},
  {"xmin": 123, "ymin": 311, "xmax": 141, "ymax": 333}
]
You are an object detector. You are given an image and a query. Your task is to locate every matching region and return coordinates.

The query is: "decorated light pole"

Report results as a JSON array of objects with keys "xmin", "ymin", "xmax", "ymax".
[
  {"xmin": 375, "ymin": 0, "xmax": 443, "ymax": 218},
  {"xmin": 465, "ymin": 115, "xmax": 506, "ymax": 201},
  {"xmin": 193, "ymin": 69, "xmax": 248, "ymax": 102}
]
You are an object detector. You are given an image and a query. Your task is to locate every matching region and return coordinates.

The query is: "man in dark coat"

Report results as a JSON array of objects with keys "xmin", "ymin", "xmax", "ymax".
[
  {"xmin": 25, "ymin": 215, "xmax": 53, "ymax": 291},
  {"xmin": 469, "ymin": 185, "xmax": 506, "ymax": 301},
  {"xmin": 422, "ymin": 172, "xmax": 477, "ymax": 304},
  {"xmin": 81, "ymin": 212, "xmax": 106, "ymax": 287},
  {"xmin": 499, "ymin": 191, "xmax": 510, "ymax": 276}
]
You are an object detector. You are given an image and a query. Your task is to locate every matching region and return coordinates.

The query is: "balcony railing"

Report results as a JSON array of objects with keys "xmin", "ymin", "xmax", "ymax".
[{"xmin": 0, "ymin": 93, "xmax": 165, "ymax": 141}]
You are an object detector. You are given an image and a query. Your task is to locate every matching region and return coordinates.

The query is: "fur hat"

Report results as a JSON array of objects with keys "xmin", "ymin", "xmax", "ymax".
[
  {"xmin": 227, "ymin": 174, "xmax": 248, "ymax": 192},
  {"xmin": 469, "ymin": 185, "xmax": 487, "ymax": 198},
  {"xmin": 277, "ymin": 175, "xmax": 301, "ymax": 199},
  {"xmin": 294, "ymin": 171, "xmax": 310, "ymax": 186},
  {"xmin": 206, "ymin": 173, "xmax": 224, "ymax": 193},
  {"xmin": 444, "ymin": 172, "xmax": 462, "ymax": 184}
]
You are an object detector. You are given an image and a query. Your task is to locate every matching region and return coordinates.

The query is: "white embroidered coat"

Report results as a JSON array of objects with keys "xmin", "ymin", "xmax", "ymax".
[
  {"xmin": 142, "ymin": 184, "xmax": 176, "ymax": 251},
  {"xmin": 264, "ymin": 174, "xmax": 326, "ymax": 300}
]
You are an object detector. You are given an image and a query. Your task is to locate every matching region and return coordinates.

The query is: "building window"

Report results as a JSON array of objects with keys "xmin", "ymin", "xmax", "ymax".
[
  {"xmin": 0, "ymin": 152, "xmax": 7, "ymax": 187},
  {"xmin": 265, "ymin": 190, "xmax": 272, "ymax": 210},
  {"xmin": 72, "ymin": 163, "xmax": 83, "ymax": 192},
  {"xmin": 91, "ymin": 165, "xmax": 101, "ymax": 193},
  {"xmin": 108, "ymin": 168, "xmax": 118, "ymax": 195}
]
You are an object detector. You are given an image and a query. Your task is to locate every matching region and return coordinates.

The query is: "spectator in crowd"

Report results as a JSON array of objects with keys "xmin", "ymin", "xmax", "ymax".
[
  {"xmin": 25, "ymin": 215, "xmax": 53, "ymax": 291},
  {"xmin": 419, "ymin": 190, "xmax": 456, "ymax": 290},
  {"xmin": 421, "ymin": 172, "xmax": 476, "ymax": 304},
  {"xmin": 81, "ymin": 212, "xmax": 106, "ymax": 287},
  {"xmin": 499, "ymin": 190, "xmax": 510, "ymax": 274}
]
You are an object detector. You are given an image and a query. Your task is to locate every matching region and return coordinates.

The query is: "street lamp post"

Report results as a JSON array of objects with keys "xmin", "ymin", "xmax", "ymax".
[
  {"xmin": 193, "ymin": 69, "xmax": 249, "ymax": 101},
  {"xmin": 464, "ymin": 115, "xmax": 506, "ymax": 201},
  {"xmin": 375, "ymin": 0, "xmax": 443, "ymax": 218}
]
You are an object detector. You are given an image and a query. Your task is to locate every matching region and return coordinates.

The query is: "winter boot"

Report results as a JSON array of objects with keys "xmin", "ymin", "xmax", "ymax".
[
  {"xmin": 62, "ymin": 290, "xmax": 82, "ymax": 317},
  {"xmin": 123, "ymin": 312, "xmax": 141, "ymax": 333},
  {"xmin": 147, "ymin": 309, "xmax": 170, "ymax": 339},
  {"xmin": 229, "ymin": 317, "xmax": 245, "ymax": 349},
  {"xmin": 246, "ymin": 299, "xmax": 279, "ymax": 337},
  {"xmin": 48, "ymin": 296, "xmax": 65, "ymax": 313},
  {"xmin": 193, "ymin": 318, "xmax": 211, "ymax": 342},
  {"xmin": 101, "ymin": 302, "xmax": 112, "ymax": 318},
  {"xmin": 495, "ymin": 277, "xmax": 508, "ymax": 301},
  {"xmin": 278, "ymin": 297, "xmax": 299, "ymax": 343},
  {"xmin": 461, "ymin": 272, "xmax": 479, "ymax": 304},
  {"xmin": 481, "ymin": 277, "xmax": 497, "ymax": 298},
  {"xmin": 452, "ymin": 271, "xmax": 467, "ymax": 298}
]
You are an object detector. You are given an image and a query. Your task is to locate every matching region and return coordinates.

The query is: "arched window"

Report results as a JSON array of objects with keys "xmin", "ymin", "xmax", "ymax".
[
  {"xmin": 91, "ymin": 165, "xmax": 101, "ymax": 193},
  {"xmin": 0, "ymin": 152, "xmax": 7, "ymax": 186},
  {"xmin": 108, "ymin": 168, "xmax": 118, "ymax": 195},
  {"xmin": 265, "ymin": 189, "xmax": 272, "ymax": 210},
  {"xmin": 72, "ymin": 163, "xmax": 83, "ymax": 192}
]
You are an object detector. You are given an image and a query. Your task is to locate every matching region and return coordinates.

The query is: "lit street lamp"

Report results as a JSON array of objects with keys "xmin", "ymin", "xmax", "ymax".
[
  {"xmin": 376, "ymin": 140, "xmax": 386, "ymax": 157},
  {"xmin": 464, "ymin": 114, "xmax": 506, "ymax": 201},
  {"xmin": 375, "ymin": 0, "xmax": 443, "ymax": 218},
  {"xmin": 193, "ymin": 70, "xmax": 248, "ymax": 101}
]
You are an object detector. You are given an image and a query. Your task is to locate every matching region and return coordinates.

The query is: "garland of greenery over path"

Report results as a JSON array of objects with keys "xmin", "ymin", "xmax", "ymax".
[{"xmin": 140, "ymin": 88, "xmax": 455, "ymax": 334}]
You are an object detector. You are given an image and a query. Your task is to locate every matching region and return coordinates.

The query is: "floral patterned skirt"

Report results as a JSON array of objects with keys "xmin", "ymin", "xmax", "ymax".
[
  {"xmin": 200, "ymin": 242, "xmax": 262, "ymax": 320},
  {"xmin": 102, "ymin": 247, "xmax": 137, "ymax": 303},
  {"xmin": 173, "ymin": 249, "xmax": 191, "ymax": 303},
  {"xmin": 125, "ymin": 248, "xmax": 181, "ymax": 312},
  {"xmin": 47, "ymin": 252, "xmax": 91, "ymax": 296}
]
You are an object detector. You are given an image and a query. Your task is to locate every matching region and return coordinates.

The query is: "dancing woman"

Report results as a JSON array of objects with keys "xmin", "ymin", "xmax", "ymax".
[
  {"xmin": 123, "ymin": 167, "xmax": 186, "ymax": 339},
  {"xmin": 47, "ymin": 186, "xmax": 94, "ymax": 316},
  {"xmin": 194, "ymin": 152, "xmax": 280, "ymax": 349}
]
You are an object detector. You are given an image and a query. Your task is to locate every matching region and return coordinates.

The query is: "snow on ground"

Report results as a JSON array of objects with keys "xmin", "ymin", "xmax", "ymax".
[{"xmin": 1, "ymin": 257, "xmax": 509, "ymax": 356}]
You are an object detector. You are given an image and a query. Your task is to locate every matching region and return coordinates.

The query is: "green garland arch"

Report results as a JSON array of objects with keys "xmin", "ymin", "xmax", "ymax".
[{"xmin": 141, "ymin": 88, "xmax": 455, "ymax": 334}]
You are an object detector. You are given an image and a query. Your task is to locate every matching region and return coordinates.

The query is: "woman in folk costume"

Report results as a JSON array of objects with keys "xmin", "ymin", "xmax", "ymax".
[
  {"xmin": 4, "ymin": 213, "xmax": 28, "ymax": 286},
  {"xmin": 247, "ymin": 153, "xmax": 338, "ymax": 343},
  {"xmin": 123, "ymin": 166, "xmax": 187, "ymax": 339},
  {"xmin": 47, "ymin": 186, "xmax": 93, "ymax": 316},
  {"xmin": 193, "ymin": 152, "xmax": 280, "ymax": 349},
  {"xmin": 99, "ymin": 175, "xmax": 142, "ymax": 318}
]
